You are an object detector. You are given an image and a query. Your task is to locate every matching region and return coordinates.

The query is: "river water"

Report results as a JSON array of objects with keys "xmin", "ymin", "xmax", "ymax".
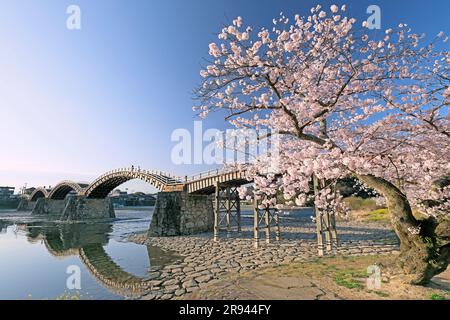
[{"xmin": 0, "ymin": 207, "xmax": 180, "ymax": 300}]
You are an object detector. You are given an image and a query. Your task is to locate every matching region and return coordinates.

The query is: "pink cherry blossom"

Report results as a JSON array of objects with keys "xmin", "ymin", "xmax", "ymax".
[{"xmin": 195, "ymin": 3, "xmax": 450, "ymax": 283}]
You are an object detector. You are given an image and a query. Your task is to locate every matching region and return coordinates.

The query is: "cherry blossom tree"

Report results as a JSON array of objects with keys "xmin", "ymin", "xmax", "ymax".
[{"xmin": 194, "ymin": 4, "xmax": 450, "ymax": 284}]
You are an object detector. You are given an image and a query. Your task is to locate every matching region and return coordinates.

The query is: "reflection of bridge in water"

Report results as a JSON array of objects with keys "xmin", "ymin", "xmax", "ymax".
[
  {"xmin": 19, "ymin": 166, "xmax": 337, "ymax": 254},
  {"xmin": 23, "ymin": 221, "xmax": 177, "ymax": 298}
]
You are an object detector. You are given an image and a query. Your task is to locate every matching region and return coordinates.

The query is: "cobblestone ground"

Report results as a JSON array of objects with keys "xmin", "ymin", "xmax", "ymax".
[{"xmin": 128, "ymin": 214, "xmax": 400, "ymax": 300}]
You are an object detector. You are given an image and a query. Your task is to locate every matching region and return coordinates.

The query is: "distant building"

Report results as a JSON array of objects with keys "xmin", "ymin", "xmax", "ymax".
[
  {"xmin": 0, "ymin": 186, "xmax": 15, "ymax": 199},
  {"xmin": 110, "ymin": 189, "xmax": 128, "ymax": 198},
  {"xmin": 108, "ymin": 189, "xmax": 156, "ymax": 207},
  {"xmin": 0, "ymin": 186, "xmax": 20, "ymax": 209},
  {"xmin": 22, "ymin": 187, "xmax": 36, "ymax": 196}
]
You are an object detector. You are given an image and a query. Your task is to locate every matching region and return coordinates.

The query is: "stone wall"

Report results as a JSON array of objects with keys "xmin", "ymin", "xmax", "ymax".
[
  {"xmin": 32, "ymin": 198, "xmax": 66, "ymax": 216},
  {"xmin": 180, "ymin": 193, "xmax": 214, "ymax": 234},
  {"xmin": 60, "ymin": 196, "xmax": 115, "ymax": 220},
  {"xmin": 21, "ymin": 192, "xmax": 213, "ymax": 233},
  {"xmin": 17, "ymin": 199, "xmax": 35, "ymax": 211},
  {"xmin": 30, "ymin": 196, "xmax": 115, "ymax": 220},
  {"xmin": 148, "ymin": 192, "xmax": 213, "ymax": 237}
]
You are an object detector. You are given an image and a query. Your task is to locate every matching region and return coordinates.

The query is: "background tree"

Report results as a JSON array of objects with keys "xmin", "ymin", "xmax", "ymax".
[{"xmin": 194, "ymin": 4, "xmax": 450, "ymax": 284}]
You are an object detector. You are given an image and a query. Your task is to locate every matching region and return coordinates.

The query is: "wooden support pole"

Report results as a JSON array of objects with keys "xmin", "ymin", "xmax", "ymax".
[
  {"xmin": 330, "ymin": 211, "xmax": 338, "ymax": 248},
  {"xmin": 253, "ymin": 197, "xmax": 259, "ymax": 249},
  {"xmin": 226, "ymin": 186, "xmax": 231, "ymax": 238},
  {"xmin": 274, "ymin": 210, "xmax": 281, "ymax": 241},
  {"xmin": 320, "ymin": 178, "xmax": 333, "ymax": 253},
  {"xmin": 323, "ymin": 209, "xmax": 333, "ymax": 253},
  {"xmin": 214, "ymin": 180, "xmax": 220, "ymax": 242},
  {"xmin": 313, "ymin": 174, "xmax": 324, "ymax": 256},
  {"xmin": 264, "ymin": 207, "xmax": 271, "ymax": 244},
  {"xmin": 236, "ymin": 193, "xmax": 241, "ymax": 233}
]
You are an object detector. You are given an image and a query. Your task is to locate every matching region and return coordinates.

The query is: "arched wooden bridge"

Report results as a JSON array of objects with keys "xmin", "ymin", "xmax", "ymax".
[
  {"xmin": 23, "ymin": 166, "xmax": 337, "ymax": 254},
  {"xmin": 25, "ymin": 167, "xmax": 249, "ymax": 200}
]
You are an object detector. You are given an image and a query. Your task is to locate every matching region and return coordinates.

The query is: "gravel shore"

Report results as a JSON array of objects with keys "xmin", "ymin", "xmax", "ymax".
[{"xmin": 127, "ymin": 213, "xmax": 400, "ymax": 300}]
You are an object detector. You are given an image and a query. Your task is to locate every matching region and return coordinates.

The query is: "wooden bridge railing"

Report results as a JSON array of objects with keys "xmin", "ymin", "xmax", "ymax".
[{"xmin": 184, "ymin": 165, "xmax": 249, "ymax": 183}]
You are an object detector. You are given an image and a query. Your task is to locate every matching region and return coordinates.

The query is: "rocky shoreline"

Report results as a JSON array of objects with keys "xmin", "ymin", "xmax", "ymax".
[{"xmin": 125, "ymin": 215, "xmax": 400, "ymax": 300}]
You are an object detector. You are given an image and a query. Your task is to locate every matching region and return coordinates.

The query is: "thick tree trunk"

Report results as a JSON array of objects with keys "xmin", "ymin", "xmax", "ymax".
[{"xmin": 356, "ymin": 174, "xmax": 450, "ymax": 285}]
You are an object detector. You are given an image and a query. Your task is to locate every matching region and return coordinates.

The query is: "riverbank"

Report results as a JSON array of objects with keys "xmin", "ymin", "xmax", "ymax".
[
  {"xmin": 184, "ymin": 254, "xmax": 450, "ymax": 300},
  {"xmin": 127, "ymin": 214, "xmax": 407, "ymax": 300}
]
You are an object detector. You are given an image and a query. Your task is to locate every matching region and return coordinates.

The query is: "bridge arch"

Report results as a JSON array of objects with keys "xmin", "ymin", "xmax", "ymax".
[
  {"xmin": 24, "ymin": 222, "xmax": 148, "ymax": 296},
  {"xmin": 29, "ymin": 188, "xmax": 49, "ymax": 201},
  {"xmin": 47, "ymin": 181, "xmax": 87, "ymax": 200},
  {"xmin": 83, "ymin": 169, "xmax": 181, "ymax": 199},
  {"xmin": 80, "ymin": 244, "xmax": 150, "ymax": 296}
]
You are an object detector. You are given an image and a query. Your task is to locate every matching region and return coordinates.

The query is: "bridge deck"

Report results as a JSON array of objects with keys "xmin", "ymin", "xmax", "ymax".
[
  {"xmin": 24, "ymin": 167, "xmax": 249, "ymax": 200},
  {"xmin": 185, "ymin": 170, "xmax": 248, "ymax": 194}
]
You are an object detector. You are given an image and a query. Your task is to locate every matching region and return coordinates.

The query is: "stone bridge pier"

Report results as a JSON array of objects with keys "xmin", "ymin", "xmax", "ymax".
[
  {"xmin": 31, "ymin": 197, "xmax": 115, "ymax": 220},
  {"xmin": 149, "ymin": 192, "xmax": 214, "ymax": 236},
  {"xmin": 17, "ymin": 199, "xmax": 36, "ymax": 211},
  {"xmin": 26, "ymin": 191, "xmax": 214, "ymax": 236}
]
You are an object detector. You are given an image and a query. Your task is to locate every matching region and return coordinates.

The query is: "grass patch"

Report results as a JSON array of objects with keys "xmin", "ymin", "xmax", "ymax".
[
  {"xmin": 366, "ymin": 208, "xmax": 390, "ymax": 222},
  {"xmin": 429, "ymin": 293, "xmax": 447, "ymax": 300},
  {"xmin": 343, "ymin": 196, "xmax": 378, "ymax": 211},
  {"xmin": 343, "ymin": 197, "xmax": 392, "ymax": 224},
  {"xmin": 351, "ymin": 269, "xmax": 369, "ymax": 278},
  {"xmin": 334, "ymin": 270, "xmax": 366, "ymax": 290}
]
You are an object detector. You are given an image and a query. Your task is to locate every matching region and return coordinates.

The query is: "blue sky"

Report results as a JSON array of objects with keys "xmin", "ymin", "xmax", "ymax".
[{"xmin": 0, "ymin": 0, "xmax": 449, "ymax": 193}]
